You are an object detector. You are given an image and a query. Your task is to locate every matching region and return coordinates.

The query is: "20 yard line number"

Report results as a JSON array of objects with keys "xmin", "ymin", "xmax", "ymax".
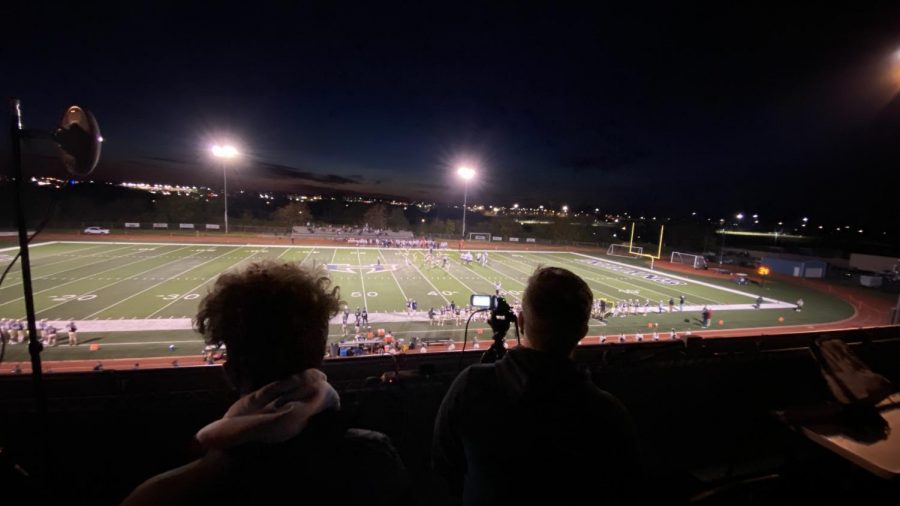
[{"xmin": 48, "ymin": 294, "xmax": 98, "ymax": 302}]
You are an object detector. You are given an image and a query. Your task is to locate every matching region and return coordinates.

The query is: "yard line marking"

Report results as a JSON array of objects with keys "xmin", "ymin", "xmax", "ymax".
[
  {"xmin": 377, "ymin": 249, "xmax": 408, "ymax": 303},
  {"xmin": 30, "ymin": 246, "xmax": 199, "ymax": 314},
  {"xmin": 549, "ymin": 252, "xmax": 724, "ymax": 304},
  {"xmin": 84, "ymin": 248, "xmax": 244, "ymax": 319},
  {"xmin": 2, "ymin": 243, "xmax": 112, "ymax": 276},
  {"xmin": 0, "ymin": 244, "xmax": 137, "ymax": 291},
  {"xmin": 298, "ymin": 249, "xmax": 315, "ymax": 265},
  {"xmin": 355, "ymin": 248, "xmax": 369, "ymax": 311},
  {"xmin": 0, "ymin": 245, "xmax": 193, "ymax": 307},
  {"xmin": 440, "ymin": 252, "xmax": 523, "ymax": 302},
  {"xmin": 144, "ymin": 247, "xmax": 259, "ymax": 318},
  {"xmin": 407, "ymin": 251, "xmax": 451, "ymax": 305},
  {"xmin": 143, "ymin": 246, "xmax": 285, "ymax": 318},
  {"xmin": 441, "ymin": 264, "xmax": 480, "ymax": 299},
  {"xmin": 494, "ymin": 252, "xmax": 620, "ymax": 301}
]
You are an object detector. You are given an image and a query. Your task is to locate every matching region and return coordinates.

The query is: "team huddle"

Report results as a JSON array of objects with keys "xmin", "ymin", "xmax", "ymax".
[{"xmin": 0, "ymin": 318, "xmax": 79, "ymax": 346}]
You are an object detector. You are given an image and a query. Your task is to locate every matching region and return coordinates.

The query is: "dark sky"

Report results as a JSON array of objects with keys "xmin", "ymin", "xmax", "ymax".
[{"xmin": 4, "ymin": 1, "xmax": 900, "ymax": 230}]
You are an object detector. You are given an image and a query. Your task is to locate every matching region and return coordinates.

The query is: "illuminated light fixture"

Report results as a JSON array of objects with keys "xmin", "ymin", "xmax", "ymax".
[{"xmin": 211, "ymin": 144, "xmax": 239, "ymax": 158}]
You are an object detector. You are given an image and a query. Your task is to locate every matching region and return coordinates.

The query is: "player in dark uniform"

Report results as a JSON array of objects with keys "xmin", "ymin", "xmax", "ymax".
[{"xmin": 361, "ymin": 309, "xmax": 369, "ymax": 327}]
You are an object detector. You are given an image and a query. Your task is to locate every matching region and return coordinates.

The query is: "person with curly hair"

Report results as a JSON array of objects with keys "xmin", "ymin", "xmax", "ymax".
[{"xmin": 124, "ymin": 261, "xmax": 409, "ymax": 506}]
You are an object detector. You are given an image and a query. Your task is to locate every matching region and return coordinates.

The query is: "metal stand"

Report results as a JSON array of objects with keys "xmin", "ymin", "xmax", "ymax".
[{"xmin": 8, "ymin": 99, "xmax": 46, "ymax": 417}]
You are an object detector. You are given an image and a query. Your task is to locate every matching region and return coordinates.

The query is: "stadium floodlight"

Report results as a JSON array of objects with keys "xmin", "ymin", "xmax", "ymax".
[
  {"xmin": 457, "ymin": 166, "xmax": 476, "ymax": 240},
  {"xmin": 562, "ymin": 205, "xmax": 569, "ymax": 213},
  {"xmin": 211, "ymin": 144, "xmax": 240, "ymax": 234},
  {"xmin": 736, "ymin": 213, "xmax": 744, "ymax": 220},
  {"xmin": 211, "ymin": 144, "xmax": 239, "ymax": 158}
]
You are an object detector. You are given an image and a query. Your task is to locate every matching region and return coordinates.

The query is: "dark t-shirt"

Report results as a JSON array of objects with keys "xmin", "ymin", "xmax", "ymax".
[{"xmin": 433, "ymin": 346, "xmax": 639, "ymax": 506}]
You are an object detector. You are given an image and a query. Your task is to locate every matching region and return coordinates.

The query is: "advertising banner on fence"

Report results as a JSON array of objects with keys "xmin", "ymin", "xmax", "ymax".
[
  {"xmin": 526, "ymin": 238, "xmax": 536, "ymax": 243},
  {"xmin": 179, "ymin": 223, "xmax": 195, "ymax": 229},
  {"xmin": 205, "ymin": 224, "xmax": 221, "ymax": 230},
  {"xmin": 124, "ymin": 223, "xmax": 140, "ymax": 228},
  {"xmin": 509, "ymin": 237, "xmax": 519, "ymax": 242},
  {"xmin": 152, "ymin": 223, "xmax": 168, "ymax": 229}
]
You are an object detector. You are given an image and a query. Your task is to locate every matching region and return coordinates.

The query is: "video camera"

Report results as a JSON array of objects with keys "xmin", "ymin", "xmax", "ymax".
[{"xmin": 469, "ymin": 294, "xmax": 518, "ymax": 363}]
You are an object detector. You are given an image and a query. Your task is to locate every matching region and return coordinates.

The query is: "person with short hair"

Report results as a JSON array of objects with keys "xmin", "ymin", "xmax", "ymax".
[
  {"xmin": 123, "ymin": 261, "xmax": 408, "ymax": 506},
  {"xmin": 66, "ymin": 321, "xmax": 77, "ymax": 346},
  {"xmin": 433, "ymin": 266, "xmax": 638, "ymax": 505}
]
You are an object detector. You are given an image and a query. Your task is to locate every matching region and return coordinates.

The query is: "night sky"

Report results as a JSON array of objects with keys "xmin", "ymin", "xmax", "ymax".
[{"xmin": 4, "ymin": 2, "xmax": 900, "ymax": 230}]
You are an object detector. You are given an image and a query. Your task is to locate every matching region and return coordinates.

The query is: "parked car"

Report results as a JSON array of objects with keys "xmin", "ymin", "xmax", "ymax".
[{"xmin": 83, "ymin": 226, "xmax": 110, "ymax": 235}]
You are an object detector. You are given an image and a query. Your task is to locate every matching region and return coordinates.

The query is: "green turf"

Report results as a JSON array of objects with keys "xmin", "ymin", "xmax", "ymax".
[{"xmin": 0, "ymin": 241, "xmax": 855, "ymax": 362}]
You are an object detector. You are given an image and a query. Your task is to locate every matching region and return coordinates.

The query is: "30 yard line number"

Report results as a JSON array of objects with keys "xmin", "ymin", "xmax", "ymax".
[{"xmin": 157, "ymin": 293, "xmax": 201, "ymax": 301}]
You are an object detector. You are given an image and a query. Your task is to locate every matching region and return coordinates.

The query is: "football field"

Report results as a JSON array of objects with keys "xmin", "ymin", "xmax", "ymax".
[{"xmin": 0, "ymin": 241, "xmax": 855, "ymax": 362}]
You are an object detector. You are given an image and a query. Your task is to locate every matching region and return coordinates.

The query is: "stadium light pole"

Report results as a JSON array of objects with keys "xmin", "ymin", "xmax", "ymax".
[
  {"xmin": 718, "ymin": 213, "xmax": 744, "ymax": 265},
  {"xmin": 211, "ymin": 144, "xmax": 239, "ymax": 234},
  {"xmin": 457, "ymin": 166, "xmax": 475, "ymax": 240}
]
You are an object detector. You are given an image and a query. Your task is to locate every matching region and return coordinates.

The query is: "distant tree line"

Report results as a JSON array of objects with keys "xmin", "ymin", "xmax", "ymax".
[{"xmin": 0, "ymin": 181, "xmax": 729, "ymax": 249}]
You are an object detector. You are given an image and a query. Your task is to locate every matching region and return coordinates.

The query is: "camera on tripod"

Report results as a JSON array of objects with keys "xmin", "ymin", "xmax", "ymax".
[{"xmin": 469, "ymin": 294, "xmax": 517, "ymax": 362}]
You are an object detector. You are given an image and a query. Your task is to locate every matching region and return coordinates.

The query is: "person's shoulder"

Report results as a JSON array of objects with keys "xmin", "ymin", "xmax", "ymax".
[{"xmin": 581, "ymin": 381, "xmax": 632, "ymax": 420}]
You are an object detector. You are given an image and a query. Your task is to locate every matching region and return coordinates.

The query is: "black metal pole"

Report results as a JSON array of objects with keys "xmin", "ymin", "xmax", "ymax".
[{"xmin": 9, "ymin": 98, "xmax": 46, "ymax": 417}]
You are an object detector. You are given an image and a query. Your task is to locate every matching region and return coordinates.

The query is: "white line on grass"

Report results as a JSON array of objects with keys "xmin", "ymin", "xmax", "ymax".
[
  {"xmin": 31, "ymin": 246, "xmax": 200, "ymax": 315},
  {"xmin": 144, "ymin": 247, "xmax": 260, "ymax": 318},
  {"xmin": 298, "ymin": 249, "xmax": 315, "ymax": 265},
  {"xmin": 2, "ymin": 243, "xmax": 112, "ymax": 276},
  {"xmin": 540, "ymin": 252, "xmax": 723, "ymax": 304},
  {"xmin": 84, "ymin": 248, "xmax": 245, "ymax": 319},
  {"xmin": 355, "ymin": 248, "xmax": 369, "ymax": 311},
  {"xmin": 407, "ymin": 251, "xmax": 451, "ymax": 305},
  {"xmin": 377, "ymin": 249, "xmax": 408, "ymax": 303},
  {"xmin": 570, "ymin": 252, "xmax": 786, "ymax": 303},
  {"xmin": 0, "ymin": 244, "xmax": 138, "ymax": 292},
  {"xmin": 0, "ymin": 245, "xmax": 194, "ymax": 308},
  {"xmin": 442, "ymin": 253, "xmax": 523, "ymax": 302},
  {"xmin": 493, "ymin": 252, "xmax": 621, "ymax": 301},
  {"xmin": 0, "ymin": 241, "xmax": 57, "ymax": 253}
]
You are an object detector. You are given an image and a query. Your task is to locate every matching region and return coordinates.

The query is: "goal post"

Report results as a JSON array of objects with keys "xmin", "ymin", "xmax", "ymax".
[
  {"xmin": 467, "ymin": 232, "xmax": 492, "ymax": 241},
  {"xmin": 607, "ymin": 243, "xmax": 642, "ymax": 258},
  {"xmin": 671, "ymin": 251, "xmax": 708, "ymax": 269}
]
